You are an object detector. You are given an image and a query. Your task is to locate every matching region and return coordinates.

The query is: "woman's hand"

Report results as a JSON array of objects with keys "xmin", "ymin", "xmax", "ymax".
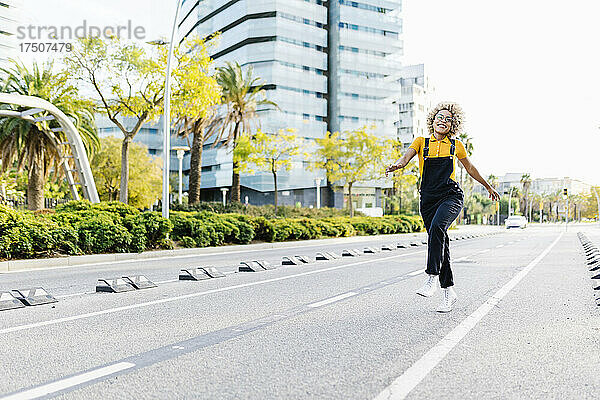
[
  {"xmin": 385, "ymin": 163, "xmax": 401, "ymax": 177},
  {"xmin": 487, "ymin": 187, "xmax": 500, "ymax": 201}
]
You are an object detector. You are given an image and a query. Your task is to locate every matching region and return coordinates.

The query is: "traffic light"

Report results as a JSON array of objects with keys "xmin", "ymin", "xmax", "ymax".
[{"xmin": 563, "ymin": 188, "xmax": 568, "ymax": 197}]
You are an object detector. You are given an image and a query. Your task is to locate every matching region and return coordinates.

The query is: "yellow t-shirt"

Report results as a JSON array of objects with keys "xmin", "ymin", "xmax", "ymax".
[{"xmin": 408, "ymin": 135, "xmax": 467, "ymax": 182}]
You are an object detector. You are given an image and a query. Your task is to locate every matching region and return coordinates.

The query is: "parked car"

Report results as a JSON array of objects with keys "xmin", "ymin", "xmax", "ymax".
[{"xmin": 505, "ymin": 215, "xmax": 527, "ymax": 229}]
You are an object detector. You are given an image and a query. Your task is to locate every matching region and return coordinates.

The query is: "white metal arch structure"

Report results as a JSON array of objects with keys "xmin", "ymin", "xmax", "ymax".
[{"xmin": 0, "ymin": 93, "xmax": 100, "ymax": 203}]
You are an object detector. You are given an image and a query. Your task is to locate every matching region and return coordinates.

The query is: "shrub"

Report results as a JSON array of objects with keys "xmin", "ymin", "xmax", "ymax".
[
  {"xmin": 179, "ymin": 236, "xmax": 196, "ymax": 248},
  {"xmin": 76, "ymin": 213, "xmax": 132, "ymax": 253}
]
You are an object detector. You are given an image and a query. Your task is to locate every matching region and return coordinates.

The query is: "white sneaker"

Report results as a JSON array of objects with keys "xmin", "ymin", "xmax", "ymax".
[
  {"xmin": 436, "ymin": 287, "xmax": 457, "ymax": 313},
  {"xmin": 416, "ymin": 274, "xmax": 439, "ymax": 297}
]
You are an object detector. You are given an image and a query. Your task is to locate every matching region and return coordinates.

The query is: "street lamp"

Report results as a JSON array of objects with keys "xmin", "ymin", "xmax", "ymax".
[
  {"xmin": 220, "ymin": 188, "xmax": 229, "ymax": 206},
  {"xmin": 172, "ymin": 146, "xmax": 190, "ymax": 204},
  {"xmin": 161, "ymin": 0, "xmax": 183, "ymax": 219},
  {"xmin": 315, "ymin": 178, "xmax": 322, "ymax": 209}
]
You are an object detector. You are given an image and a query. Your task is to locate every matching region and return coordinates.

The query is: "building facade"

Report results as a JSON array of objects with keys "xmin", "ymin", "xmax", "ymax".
[
  {"xmin": 394, "ymin": 63, "xmax": 433, "ymax": 148},
  {"xmin": 175, "ymin": 0, "xmax": 403, "ymax": 208},
  {"xmin": 0, "ymin": 0, "xmax": 19, "ymax": 68}
]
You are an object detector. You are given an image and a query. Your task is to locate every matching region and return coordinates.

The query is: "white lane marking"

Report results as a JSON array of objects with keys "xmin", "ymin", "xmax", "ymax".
[
  {"xmin": 0, "ymin": 251, "xmax": 424, "ymax": 335},
  {"xmin": 496, "ymin": 244, "xmax": 504, "ymax": 248},
  {"xmin": 408, "ymin": 270, "xmax": 423, "ymax": 276},
  {"xmin": 308, "ymin": 292, "xmax": 358, "ymax": 308},
  {"xmin": 373, "ymin": 232, "xmax": 563, "ymax": 400},
  {"xmin": 0, "ymin": 362, "xmax": 135, "ymax": 400}
]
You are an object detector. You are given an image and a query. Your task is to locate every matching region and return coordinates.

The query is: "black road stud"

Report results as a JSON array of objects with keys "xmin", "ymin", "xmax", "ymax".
[
  {"xmin": 11, "ymin": 288, "xmax": 57, "ymax": 306},
  {"xmin": 294, "ymin": 255, "xmax": 311, "ymax": 264},
  {"xmin": 381, "ymin": 244, "xmax": 394, "ymax": 251},
  {"xmin": 123, "ymin": 275, "xmax": 157, "ymax": 289},
  {"xmin": 410, "ymin": 242, "xmax": 420, "ymax": 247},
  {"xmin": 179, "ymin": 268, "xmax": 211, "ymax": 281},
  {"xmin": 96, "ymin": 278, "xmax": 136, "ymax": 293},
  {"xmin": 364, "ymin": 247, "xmax": 379, "ymax": 254},
  {"xmin": 282, "ymin": 256, "xmax": 300, "ymax": 266},
  {"xmin": 256, "ymin": 260, "xmax": 276, "ymax": 270},
  {"xmin": 239, "ymin": 261, "xmax": 267, "ymax": 272},
  {"xmin": 202, "ymin": 266, "xmax": 226, "ymax": 277},
  {"xmin": 0, "ymin": 291, "xmax": 26, "ymax": 311},
  {"xmin": 421, "ymin": 240, "xmax": 428, "ymax": 245},
  {"xmin": 592, "ymin": 273, "xmax": 600, "ymax": 280},
  {"xmin": 397, "ymin": 243, "xmax": 408, "ymax": 249},
  {"xmin": 282, "ymin": 256, "xmax": 310, "ymax": 266},
  {"xmin": 316, "ymin": 252, "xmax": 333, "ymax": 261},
  {"xmin": 589, "ymin": 264, "xmax": 600, "ymax": 272},
  {"xmin": 342, "ymin": 249, "xmax": 361, "ymax": 257}
]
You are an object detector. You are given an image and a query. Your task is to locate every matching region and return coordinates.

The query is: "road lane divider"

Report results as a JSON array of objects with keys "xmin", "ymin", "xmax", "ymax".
[
  {"xmin": 0, "ymin": 292, "xmax": 25, "ymax": 311},
  {"xmin": 122, "ymin": 275, "xmax": 157, "ymax": 290},
  {"xmin": 11, "ymin": 288, "xmax": 58, "ymax": 306},
  {"xmin": 179, "ymin": 266, "xmax": 226, "ymax": 281},
  {"xmin": 281, "ymin": 255, "xmax": 311, "ymax": 266},
  {"xmin": 373, "ymin": 232, "xmax": 563, "ymax": 400}
]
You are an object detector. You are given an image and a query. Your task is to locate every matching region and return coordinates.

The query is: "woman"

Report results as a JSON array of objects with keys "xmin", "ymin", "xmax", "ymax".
[{"xmin": 386, "ymin": 102, "xmax": 500, "ymax": 312}]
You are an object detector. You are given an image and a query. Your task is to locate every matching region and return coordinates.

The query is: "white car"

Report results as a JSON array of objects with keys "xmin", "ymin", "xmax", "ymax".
[{"xmin": 505, "ymin": 215, "xmax": 527, "ymax": 229}]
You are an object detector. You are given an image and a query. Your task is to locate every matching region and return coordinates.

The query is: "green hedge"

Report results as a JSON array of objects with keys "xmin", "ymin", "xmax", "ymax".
[
  {"xmin": 0, "ymin": 201, "xmax": 171, "ymax": 260},
  {"xmin": 170, "ymin": 212, "xmax": 424, "ymax": 245},
  {"xmin": 0, "ymin": 201, "xmax": 423, "ymax": 260}
]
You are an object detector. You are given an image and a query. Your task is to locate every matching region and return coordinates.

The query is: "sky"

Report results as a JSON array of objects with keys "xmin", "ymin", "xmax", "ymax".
[{"xmin": 16, "ymin": 0, "xmax": 600, "ymax": 185}]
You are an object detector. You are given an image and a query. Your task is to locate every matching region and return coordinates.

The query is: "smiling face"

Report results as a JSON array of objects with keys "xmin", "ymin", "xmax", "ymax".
[{"xmin": 433, "ymin": 110, "xmax": 453, "ymax": 136}]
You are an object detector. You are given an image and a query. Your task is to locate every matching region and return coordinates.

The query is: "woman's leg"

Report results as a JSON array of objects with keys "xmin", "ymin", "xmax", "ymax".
[
  {"xmin": 439, "ymin": 231, "xmax": 453, "ymax": 288},
  {"xmin": 426, "ymin": 196, "xmax": 463, "ymax": 284}
]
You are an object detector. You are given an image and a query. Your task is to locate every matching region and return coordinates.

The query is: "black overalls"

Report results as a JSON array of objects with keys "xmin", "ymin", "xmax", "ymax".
[{"xmin": 419, "ymin": 137, "xmax": 464, "ymax": 288}]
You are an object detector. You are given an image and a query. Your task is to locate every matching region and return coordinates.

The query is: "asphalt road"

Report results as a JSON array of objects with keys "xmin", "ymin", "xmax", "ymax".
[{"xmin": 0, "ymin": 224, "xmax": 598, "ymax": 399}]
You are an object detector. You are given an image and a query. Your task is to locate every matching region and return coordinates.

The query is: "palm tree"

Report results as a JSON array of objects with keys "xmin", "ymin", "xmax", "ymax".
[
  {"xmin": 520, "ymin": 173, "xmax": 532, "ymax": 220},
  {"xmin": 213, "ymin": 62, "xmax": 277, "ymax": 202},
  {"xmin": 0, "ymin": 61, "xmax": 98, "ymax": 210},
  {"xmin": 456, "ymin": 132, "xmax": 474, "ymax": 223},
  {"xmin": 175, "ymin": 112, "xmax": 222, "ymax": 204}
]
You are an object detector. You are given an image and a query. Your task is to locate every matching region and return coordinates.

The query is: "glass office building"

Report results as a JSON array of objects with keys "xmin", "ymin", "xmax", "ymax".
[
  {"xmin": 170, "ymin": 0, "xmax": 404, "ymax": 207},
  {"xmin": 0, "ymin": 0, "xmax": 19, "ymax": 68}
]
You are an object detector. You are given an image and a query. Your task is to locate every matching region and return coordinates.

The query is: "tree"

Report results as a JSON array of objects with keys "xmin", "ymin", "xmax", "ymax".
[
  {"xmin": 213, "ymin": 62, "xmax": 277, "ymax": 203},
  {"xmin": 0, "ymin": 61, "xmax": 98, "ymax": 210},
  {"xmin": 171, "ymin": 36, "xmax": 222, "ymax": 205},
  {"xmin": 91, "ymin": 136, "xmax": 162, "ymax": 208},
  {"xmin": 66, "ymin": 37, "xmax": 164, "ymax": 204},
  {"xmin": 239, "ymin": 129, "xmax": 306, "ymax": 208},
  {"xmin": 388, "ymin": 140, "xmax": 419, "ymax": 214},
  {"xmin": 314, "ymin": 127, "xmax": 387, "ymax": 217},
  {"xmin": 520, "ymin": 173, "xmax": 532, "ymax": 220}
]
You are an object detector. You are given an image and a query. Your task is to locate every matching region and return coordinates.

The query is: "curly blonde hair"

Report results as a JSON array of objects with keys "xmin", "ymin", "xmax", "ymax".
[{"xmin": 426, "ymin": 102, "xmax": 464, "ymax": 137}]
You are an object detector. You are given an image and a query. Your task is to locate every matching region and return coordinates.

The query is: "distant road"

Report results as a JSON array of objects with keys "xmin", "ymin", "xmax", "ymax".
[{"xmin": 1, "ymin": 224, "xmax": 598, "ymax": 399}]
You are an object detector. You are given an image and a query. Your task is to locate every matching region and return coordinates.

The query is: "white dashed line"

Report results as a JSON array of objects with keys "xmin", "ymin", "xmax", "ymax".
[{"xmin": 308, "ymin": 292, "xmax": 358, "ymax": 308}]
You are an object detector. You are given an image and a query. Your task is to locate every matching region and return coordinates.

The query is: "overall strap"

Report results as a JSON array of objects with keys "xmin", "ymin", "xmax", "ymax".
[
  {"xmin": 423, "ymin": 138, "xmax": 430, "ymax": 158},
  {"xmin": 450, "ymin": 138, "xmax": 456, "ymax": 156}
]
